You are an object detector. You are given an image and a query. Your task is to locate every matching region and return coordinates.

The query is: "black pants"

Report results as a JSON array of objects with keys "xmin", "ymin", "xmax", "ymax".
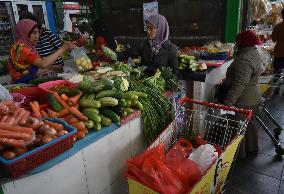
[{"xmin": 273, "ymin": 57, "xmax": 284, "ymax": 73}]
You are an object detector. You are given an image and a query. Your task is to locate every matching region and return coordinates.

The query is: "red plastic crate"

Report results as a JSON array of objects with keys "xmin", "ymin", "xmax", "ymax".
[
  {"xmin": 38, "ymin": 80, "xmax": 78, "ymax": 94},
  {"xmin": 0, "ymin": 118, "xmax": 77, "ymax": 178}
]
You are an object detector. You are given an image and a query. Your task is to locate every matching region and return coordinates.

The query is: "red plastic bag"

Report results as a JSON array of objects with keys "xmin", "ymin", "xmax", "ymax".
[
  {"xmin": 165, "ymin": 157, "xmax": 202, "ymax": 189},
  {"xmin": 126, "ymin": 143, "xmax": 188, "ymax": 194},
  {"xmin": 166, "ymin": 138, "xmax": 193, "ymax": 159},
  {"xmin": 127, "ymin": 143, "xmax": 165, "ymax": 168}
]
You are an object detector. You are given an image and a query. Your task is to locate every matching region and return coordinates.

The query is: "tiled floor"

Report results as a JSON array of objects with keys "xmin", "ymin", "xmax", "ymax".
[{"xmin": 225, "ymin": 96, "xmax": 284, "ymax": 194}]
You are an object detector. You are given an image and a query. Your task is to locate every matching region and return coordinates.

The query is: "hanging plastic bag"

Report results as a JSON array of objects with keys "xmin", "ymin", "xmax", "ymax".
[
  {"xmin": 72, "ymin": 47, "xmax": 93, "ymax": 72},
  {"xmin": 189, "ymin": 144, "xmax": 218, "ymax": 174},
  {"xmin": 0, "ymin": 84, "xmax": 12, "ymax": 101}
]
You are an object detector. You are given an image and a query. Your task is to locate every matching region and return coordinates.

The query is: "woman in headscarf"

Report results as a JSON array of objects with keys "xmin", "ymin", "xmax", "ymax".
[
  {"xmin": 8, "ymin": 19, "xmax": 76, "ymax": 83},
  {"xmin": 222, "ymin": 30, "xmax": 262, "ymax": 158},
  {"xmin": 93, "ymin": 19, "xmax": 117, "ymax": 61},
  {"xmin": 137, "ymin": 14, "xmax": 178, "ymax": 76}
]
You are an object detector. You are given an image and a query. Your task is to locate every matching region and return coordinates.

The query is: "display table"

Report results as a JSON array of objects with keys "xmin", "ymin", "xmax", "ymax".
[
  {"xmin": 180, "ymin": 59, "xmax": 233, "ymax": 102},
  {"xmin": 1, "ymin": 115, "xmax": 145, "ymax": 194}
]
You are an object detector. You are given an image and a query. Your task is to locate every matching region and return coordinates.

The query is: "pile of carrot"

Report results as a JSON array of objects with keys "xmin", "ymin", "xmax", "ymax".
[{"xmin": 29, "ymin": 91, "xmax": 88, "ymax": 141}]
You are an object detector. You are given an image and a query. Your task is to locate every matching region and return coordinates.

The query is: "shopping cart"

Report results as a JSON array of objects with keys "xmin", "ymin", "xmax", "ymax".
[
  {"xmin": 127, "ymin": 98, "xmax": 252, "ymax": 194},
  {"xmin": 255, "ymin": 70, "xmax": 284, "ymax": 156}
]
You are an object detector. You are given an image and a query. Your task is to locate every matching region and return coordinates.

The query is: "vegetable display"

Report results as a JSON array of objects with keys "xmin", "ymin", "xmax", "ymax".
[{"xmin": 0, "ymin": 100, "xmax": 72, "ymax": 160}]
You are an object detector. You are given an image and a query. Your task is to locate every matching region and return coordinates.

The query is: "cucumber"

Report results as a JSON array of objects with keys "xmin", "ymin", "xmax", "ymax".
[
  {"xmin": 93, "ymin": 78, "xmax": 113, "ymax": 94},
  {"xmin": 99, "ymin": 114, "xmax": 112, "ymax": 127},
  {"xmin": 47, "ymin": 93, "xmax": 63, "ymax": 112},
  {"xmin": 100, "ymin": 108, "xmax": 120, "ymax": 123},
  {"xmin": 118, "ymin": 99, "xmax": 127, "ymax": 107},
  {"xmin": 82, "ymin": 108, "xmax": 99, "ymax": 115},
  {"xmin": 124, "ymin": 92, "xmax": 136, "ymax": 100},
  {"xmin": 125, "ymin": 100, "xmax": 132, "ymax": 108},
  {"xmin": 79, "ymin": 99, "xmax": 101, "ymax": 109},
  {"xmin": 96, "ymin": 90, "xmax": 124, "ymax": 99},
  {"xmin": 125, "ymin": 91, "xmax": 147, "ymax": 98},
  {"xmin": 82, "ymin": 110, "xmax": 101, "ymax": 123},
  {"xmin": 135, "ymin": 101, "xmax": 143, "ymax": 111},
  {"xmin": 97, "ymin": 97, "xmax": 118, "ymax": 107},
  {"xmin": 94, "ymin": 122, "xmax": 102, "ymax": 131},
  {"xmin": 124, "ymin": 108, "xmax": 133, "ymax": 115}
]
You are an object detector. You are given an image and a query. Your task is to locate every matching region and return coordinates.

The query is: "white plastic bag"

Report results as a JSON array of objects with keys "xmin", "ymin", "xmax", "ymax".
[
  {"xmin": 71, "ymin": 47, "xmax": 92, "ymax": 71},
  {"xmin": 0, "ymin": 84, "xmax": 12, "ymax": 101},
  {"xmin": 188, "ymin": 144, "xmax": 218, "ymax": 174}
]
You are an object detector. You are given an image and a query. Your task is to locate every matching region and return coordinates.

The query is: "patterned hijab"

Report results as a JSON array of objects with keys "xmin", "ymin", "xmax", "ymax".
[
  {"xmin": 15, "ymin": 19, "xmax": 38, "ymax": 54},
  {"xmin": 146, "ymin": 14, "xmax": 169, "ymax": 54}
]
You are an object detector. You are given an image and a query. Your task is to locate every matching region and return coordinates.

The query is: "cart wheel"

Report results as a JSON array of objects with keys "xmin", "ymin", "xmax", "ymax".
[
  {"xmin": 274, "ymin": 128, "xmax": 282, "ymax": 140},
  {"xmin": 275, "ymin": 145, "xmax": 284, "ymax": 157}
]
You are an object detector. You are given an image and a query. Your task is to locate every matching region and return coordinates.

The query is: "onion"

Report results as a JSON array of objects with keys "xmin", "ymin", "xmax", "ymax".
[
  {"xmin": 57, "ymin": 130, "xmax": 68, "ymax": 137},
  {"xmin": 41, "ymin": 135, "xmax": 53, "ymax": 145},
  {"xmin": 43, "ymin": 127, "xmax": 57, "ymax": 136},
  {"xmin": 13, "ymin": 147, "xmax": 28, "ymax": 156}
]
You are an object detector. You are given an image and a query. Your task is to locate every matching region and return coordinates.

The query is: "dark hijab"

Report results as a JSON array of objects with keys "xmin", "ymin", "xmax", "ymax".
[{"xmin": 93, "ymin": 20, "xmax": 116, "ymax": 51}]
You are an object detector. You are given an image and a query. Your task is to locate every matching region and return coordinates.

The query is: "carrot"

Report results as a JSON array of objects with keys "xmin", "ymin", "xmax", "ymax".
[
  {"xmin": 39, "ymin": 104, "xmax": 49, "ymax": 110},
  {"xmin": 68, "ymin": 92, "xmax": 83, "ymax": 106},
  {"xmin": 75, "ymin": 103, "xmax": 79, "ymax": 109},
  {"xmin": 71, "ymin": 122, "xmax": 86, "ymax": 131},
  {"xmin": 33, "ymin": 101, "xmax": 40, "ymax": 110},
  {"xmin": 18, "ymin": 111, "xmax": 30, "ymax": 126},
  {"xmin": 53, "ymin": 92, "xmax": 69, "ymax": 109},
  {"xmin": 0, "ymin": 124, "xmax": 33, "ymax": 135},
  {"xmin": 40, "ymin": 109, "xmax": 48, "ymax": 117},
  {"xmin": 1, "ymin": 115, "xmax": 9, "ymax": 123},
  {"xmin": 68, "ymin": 117, "xmax": 79, "ymax": 125},
  {"xmin": 44, "ymin": 120, "xmax": 64, "ymax": 131},
  {"xmin": 68, "ymin": 107, "xmax": 88, "ymax": 121},
  {"xmin": 0, "ymin": 137, "xmax": 26, "ymax": 148},
  {"xmin": 29, "ymin": 102, "xmax": 41, "ymax": 118},
  {"xmin": 46, "ymin": 108, "xmax": 58, "ymax": 118},
  {"xmin": 63, "ymin": 114, "xmax": 74, "ymax": 121},
  {"xmin": 0, "ymin": 129, "xmax": 33, "ymax": 141},
  {"xmin": 13, "ymin": 108, "xmax": 21, "ymax": 117},
  {"xmin": 58, "ymin": 109, "xmax": 69, "ymax": 117},
  {"xmin": 4, "ymin": 116, "xmax": 17, "ymax": 125},
  {"xmin": 61, "ymin": 94, "xmax": 69, "ymax": 101}
]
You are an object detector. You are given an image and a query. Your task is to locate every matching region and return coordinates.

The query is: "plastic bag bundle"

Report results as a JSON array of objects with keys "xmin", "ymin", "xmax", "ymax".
[
  {"xmin": 188, "ymin": 144, "xmax": 218, "ymax": 174},
  {"xmin": 72, "ymin": 47, "xmax": 93, "ymax": 71},
  {"xmin": 0, "ymin": 84, "xmax": 12, "ymax": 101},
  {"xmin": 252, "ymin": 0, "xmax": 272, "ymax": 21}
]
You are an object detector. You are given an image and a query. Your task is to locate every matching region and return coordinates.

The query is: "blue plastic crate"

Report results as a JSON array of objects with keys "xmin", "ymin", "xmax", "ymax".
[{"xmin": 200, "ymin": 52, "xmax": 228, "ymax": 61}]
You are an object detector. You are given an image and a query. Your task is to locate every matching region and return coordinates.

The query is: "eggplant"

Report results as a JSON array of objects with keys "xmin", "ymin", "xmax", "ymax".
[{"xmin": 109, "ymin": 105, "xmax": 124, "ymax": 116}]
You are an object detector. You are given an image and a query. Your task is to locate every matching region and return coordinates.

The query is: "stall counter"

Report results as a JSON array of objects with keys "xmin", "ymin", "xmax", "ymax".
[{"xmin": 180, "ymin": 59, "xmax": 233, "ymax": 102}]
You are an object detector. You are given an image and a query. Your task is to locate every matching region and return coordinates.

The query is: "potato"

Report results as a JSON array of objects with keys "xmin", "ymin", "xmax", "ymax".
[{"xmin": 2, "ymin": 151, "xmax": 16, "ymax": 160}]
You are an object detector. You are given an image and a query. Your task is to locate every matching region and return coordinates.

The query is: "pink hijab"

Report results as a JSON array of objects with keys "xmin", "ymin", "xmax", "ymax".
[{"xmin": 15, "ymin": 19, "xmax": 38, "ymax": 54}]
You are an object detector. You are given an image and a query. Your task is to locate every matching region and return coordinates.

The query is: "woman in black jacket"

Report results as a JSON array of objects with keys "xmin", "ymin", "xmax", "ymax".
[{"xmin": 138, "ymin": 14, "xmax": 179, "ymax": 76}]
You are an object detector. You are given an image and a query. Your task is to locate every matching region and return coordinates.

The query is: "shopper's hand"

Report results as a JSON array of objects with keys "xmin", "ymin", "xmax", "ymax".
[{"xmin": 62, "ymin": 41, "xmax": 77, "ymax": 51}]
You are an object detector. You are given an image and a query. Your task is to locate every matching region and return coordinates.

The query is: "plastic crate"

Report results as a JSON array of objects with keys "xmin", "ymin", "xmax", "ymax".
[
  {"xmin": 38, "ymin": 80, "xmax": 78, "ymax": 94},
  {"xmin": 0, "ymin": 118, "xmax": 77, "ymax": 178},
  {"xmin": 200, "ymin": 52, "xmax": 228, "ymax": 61}
]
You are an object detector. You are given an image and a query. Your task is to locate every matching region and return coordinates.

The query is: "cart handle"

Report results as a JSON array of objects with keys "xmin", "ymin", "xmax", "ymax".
[{"xmin": 179, "ymin": 97, "xmax": 253, "ymax": 119}]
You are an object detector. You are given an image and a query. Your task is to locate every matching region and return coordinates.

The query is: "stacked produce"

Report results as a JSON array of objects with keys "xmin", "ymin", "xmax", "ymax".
[
  {"xmin": 0, "ymin": 100, "xmax": 72, "ymax": 160},
  {"xmin": 102, "ymin": 45, "xmax": 117, "ymax": 62},
  {"xmin": 78, "ymin": 76, "xmax": 145, "ymax": 130},
  {"xmin": 178, "ymin": 54, "xmax": 207, "ymax": 71}
]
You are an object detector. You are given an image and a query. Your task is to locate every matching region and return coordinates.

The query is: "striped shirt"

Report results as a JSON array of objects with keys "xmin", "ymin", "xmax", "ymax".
[{"xmin": 36, "ymin": 29, "xmax": 64, "ymax": 66}]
